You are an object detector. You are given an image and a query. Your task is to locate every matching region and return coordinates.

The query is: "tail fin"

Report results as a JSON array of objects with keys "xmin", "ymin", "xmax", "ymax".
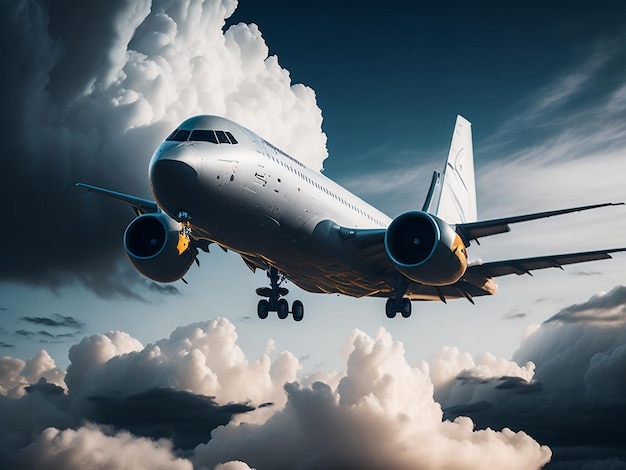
[{"xmin": 426, "ymin": 115, "xmax": 477, "ymax": 224}]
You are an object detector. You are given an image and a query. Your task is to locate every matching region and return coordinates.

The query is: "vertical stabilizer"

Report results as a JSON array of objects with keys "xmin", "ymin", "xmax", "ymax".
[{"xmin": 432, "ymin": 115, "xmax": 477, "ymax": 224}]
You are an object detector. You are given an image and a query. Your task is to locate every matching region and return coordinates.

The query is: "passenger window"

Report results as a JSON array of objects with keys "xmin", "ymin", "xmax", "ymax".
[
  {"xmin": 225, "ymin": 131, "xmax": 238, "ymax": 144},
  {"xmin": 216, "ymin": 131, "xmax": 230, "ymax": 144},
  {"xmin": 190, "ymin": 130, "xmax": 218, "ymax": 143}
]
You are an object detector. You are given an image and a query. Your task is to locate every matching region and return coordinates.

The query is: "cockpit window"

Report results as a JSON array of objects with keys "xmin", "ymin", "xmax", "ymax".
[
  {"xmin": 225, "ymin": 131, "xmax": 238, "ymax": 144},
  {"xmin": 215, "ymin": 130, "xmax": 230, "ymax": 144},
  {"xmin": 190, "ymin": 129, "xmax": 218, "ymax": 143},
  {"xmin": 166, "ymin": 129, "xmax": 191, "ymax": 142},
  {"xmin": 167, "ymin": 128, "xmax": 239, "ymax": 144}
]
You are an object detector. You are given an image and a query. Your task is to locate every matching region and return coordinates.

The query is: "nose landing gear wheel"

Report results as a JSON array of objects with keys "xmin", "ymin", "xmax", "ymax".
[{"xmin": 385, "ymin": 299, "xmax": 397, "ymax": 318}]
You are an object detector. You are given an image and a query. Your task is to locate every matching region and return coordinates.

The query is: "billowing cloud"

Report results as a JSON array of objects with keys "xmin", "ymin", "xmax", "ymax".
[
  {"xmin": 194, "ymin": 328, "xmax": 550, "ymax": 470},
  {"xmin": 0, "ymin": 318, "xmax": 553, "ymax": 469},
  {"xmin": 443, "ymin": 286, "xmax": 626, "ymax": 466},
  {"xmin": 3, "ymin": 287, "xmax": 625, "ymax": 468},
  {"xmin": 13, "ymin": 425, "xmax": 193, "ymax": 470},
  {"xmin": 0, "ymin": 0, "xmax": 327, "ymax": 296}
]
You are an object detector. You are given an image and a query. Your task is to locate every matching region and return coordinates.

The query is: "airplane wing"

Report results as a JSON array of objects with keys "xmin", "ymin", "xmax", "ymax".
[
  {"xmin": 336, "ymin": 222, "xmax": 626, "ymax": 302},
  {"xmin": 74, "ymin": 182, "xmax": 159, "ymax": 216},
  {"xmin": 455, "ymin": 202, "xmax": 624, "ymax": 245},
  {"xmin": 466, "ymin": 248, "xmax": 626, "ymax": 278}
]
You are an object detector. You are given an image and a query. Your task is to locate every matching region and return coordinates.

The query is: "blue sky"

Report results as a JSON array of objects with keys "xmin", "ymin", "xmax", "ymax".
[{"xmin": 1, "ymin": 1, "xmax": 626, "ymax": 467}]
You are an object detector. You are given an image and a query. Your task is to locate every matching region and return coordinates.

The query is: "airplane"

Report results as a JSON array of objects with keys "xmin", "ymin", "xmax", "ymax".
[{"xmin": 76, "ymin": 115, "xmax": 625, "ymax": 321}]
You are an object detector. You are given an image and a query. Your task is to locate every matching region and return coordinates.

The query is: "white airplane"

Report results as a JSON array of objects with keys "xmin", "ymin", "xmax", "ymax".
[{"xmin": 77, "ymin": 115, "xmax": 625, "ymax": 321}]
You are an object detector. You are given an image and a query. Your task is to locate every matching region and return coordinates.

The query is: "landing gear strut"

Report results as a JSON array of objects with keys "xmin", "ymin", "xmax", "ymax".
[{"xmin": 256, "ymin": 267, "xmax": 304, "ymax": 321}]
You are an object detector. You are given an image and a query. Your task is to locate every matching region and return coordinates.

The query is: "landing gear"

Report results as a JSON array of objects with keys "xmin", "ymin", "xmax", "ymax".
[
  {"xmin": 385, "ymin": 276, "xmax": 412, "ymax": 318},
  {"xmin": 385, "ymin": 297, "xmax": 412, "ymax": 318},
  {"xmin": 256, "ymin": 267, "xmax": 304, "ymax": 321}
]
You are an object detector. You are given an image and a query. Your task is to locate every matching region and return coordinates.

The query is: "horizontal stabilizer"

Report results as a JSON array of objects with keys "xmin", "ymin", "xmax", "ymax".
[{"xmin": 456, "ymin": 202, "xmax": 624, "ymax": 245}]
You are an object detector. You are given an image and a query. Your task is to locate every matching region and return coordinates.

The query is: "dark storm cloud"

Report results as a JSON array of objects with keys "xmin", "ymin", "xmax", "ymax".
[
  {"xmin": 22, "ymin": 314, "xmax": 85, "ymax": 329},
  {"xmin": 15, "ymin": 330, "xmax": 35, "ymax": 337},
  {"xmin": 88, "ymin": 387, "xmax": 255, "ymax": 450},
  {"xmin": 443, "ymin": 286, "xmax": 626, "ymax": 465},
  {"xmin": 544, "ymin": 285, "xmax": 626, "ymax": 325},
  {"xmin": 0, "ymin": 0, "xmax": 170, "ymax": 296},
  {"xmin": 25, "ymin": 378, "xmax": 65, "ymax": 396},
  {"xmin": 0, "ymin": 342, "xmax": 15, "ymax": 349},
  {"xmin": 13, "ymin": 314, "xmax": 84, "ymax": 344},
  {"xmin": 494, "ymin": 376, "xmax": 542, "ymax": 393},
  {"xmin": 0, "ymin": 0, "xmax": 326, "ymax": 299}
]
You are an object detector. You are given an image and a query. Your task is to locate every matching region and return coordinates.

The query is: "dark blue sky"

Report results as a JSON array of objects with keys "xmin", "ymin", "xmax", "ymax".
[{"xmin": 228, "ymin": 1, "xmax": 626, "ymax": 178}]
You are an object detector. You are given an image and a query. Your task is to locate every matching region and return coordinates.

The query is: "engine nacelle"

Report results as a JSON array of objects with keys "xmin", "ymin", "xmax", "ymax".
[
  {"xmin": 123, "ymin": 213, "xmax": 194, "ymax": 283},
  {"xmin": 384, "ymin": 211, "xmax": 467, "ymax": 286}
]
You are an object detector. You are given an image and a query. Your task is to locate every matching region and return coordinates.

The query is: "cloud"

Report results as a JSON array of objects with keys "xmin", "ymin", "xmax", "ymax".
[
  {"xmin": 194, "ymin": 328, "xmax": 550, "ymax": 469},
  {"xmin": 22, "ymin": 314, "xmax": 85, "ymax": 329},
  {"xmin": 13, "ymin": 425, "xmax": 193, "ymax": 470},
  {"xmin": 3, "ymin": 290, "xmax": 626, "ymax": 468},
  {"xmin": 503, "ymin": 312, "xmax": 528, "ymax": 321},
  {"xmin": 0, "ymin": 350, "xmax": 66, "ymax": 398},
  {"xmin": 0, "ymin": 317, "xmax": 554, "ymax": 469},
  {"xmin": 442, "ymin": 286, "xmax": 626, "ymax": 465},
  {"xmin": 0, "ymin": 0, "xmax": 327, "ymax": 296},
  {"xmin": 88, "ymin": 387, "xmax": 256, "ymax": 450},
  {"xmin": 543, "ymin": 285, "xmax": 626, "ymax": 325}
]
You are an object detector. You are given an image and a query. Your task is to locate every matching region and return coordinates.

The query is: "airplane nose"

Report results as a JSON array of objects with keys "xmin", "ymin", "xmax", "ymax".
[{"xmin": 149, "ymin": 144, "xmax": 200, "ymax": 213}]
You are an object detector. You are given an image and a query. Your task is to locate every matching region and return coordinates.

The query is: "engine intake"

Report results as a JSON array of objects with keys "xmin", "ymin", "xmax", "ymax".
[
  {"xmin": 124, "ymin": 213, "xmax": 194, "ymax": 283},
  {"xmin": 384, "ymin": 211, "xmax": 467, "ymax": 286}
]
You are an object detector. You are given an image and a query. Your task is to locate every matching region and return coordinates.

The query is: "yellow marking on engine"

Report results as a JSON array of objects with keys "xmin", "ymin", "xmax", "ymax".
[
  {"xmin": 177, "ymin": 233, "xmax": 190, "ymax": 255},
  {"xmin": 452, "ymin": 233, "xmax": 468, "ymax": 271}
]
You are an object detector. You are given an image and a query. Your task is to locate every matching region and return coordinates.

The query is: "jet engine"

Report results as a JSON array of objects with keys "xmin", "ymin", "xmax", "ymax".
[
  {"xmin": 123, "ymin": 213, "xmax": 194, "ymax": 282},
  {"xmin": 384, "ymin": 211, "xmax": 467, "ymax": 286}
]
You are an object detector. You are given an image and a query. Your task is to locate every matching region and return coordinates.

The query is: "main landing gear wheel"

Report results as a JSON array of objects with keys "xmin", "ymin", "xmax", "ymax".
[
  {"xmin": 277, "ymin": 299, "xmax": 289, "ymax": 319},
  {"xmin": 257, "ymin": 299, "xmax": 269, "ymax": 319},
  {"xmin": 256, "ymin": 267, "xmax": 305, "ymax": 321},
  {"xmin": 292, "ymin": 300, "xmax": 304, "ymax": 322},
  {"xmin": 385, "ymin": 297, "xmax": 412, "ymax": 319},
  {"xmin": 385, "ymin": 299, "xmax": 397, "ymax": 319}
]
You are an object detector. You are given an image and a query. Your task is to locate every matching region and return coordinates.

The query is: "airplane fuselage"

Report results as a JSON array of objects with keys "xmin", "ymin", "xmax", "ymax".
[{"xmin": 149, "ymin": 115, "xmax": 393, "ymax": 297}]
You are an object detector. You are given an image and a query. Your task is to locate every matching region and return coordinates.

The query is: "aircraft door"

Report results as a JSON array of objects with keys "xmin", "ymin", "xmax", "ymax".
[{"xmin": 249, "ymin": 135, "xmax": 267, "ymax": 188}]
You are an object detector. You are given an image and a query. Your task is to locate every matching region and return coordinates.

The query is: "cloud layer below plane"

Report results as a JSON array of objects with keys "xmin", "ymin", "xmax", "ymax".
[
  {"xmin": 2, "ymin": 287, "xmax": 625, "ymax": 468},
  {"xmin": 0, "ymin": 0, "xmax": 327, "ymax": 295}
]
